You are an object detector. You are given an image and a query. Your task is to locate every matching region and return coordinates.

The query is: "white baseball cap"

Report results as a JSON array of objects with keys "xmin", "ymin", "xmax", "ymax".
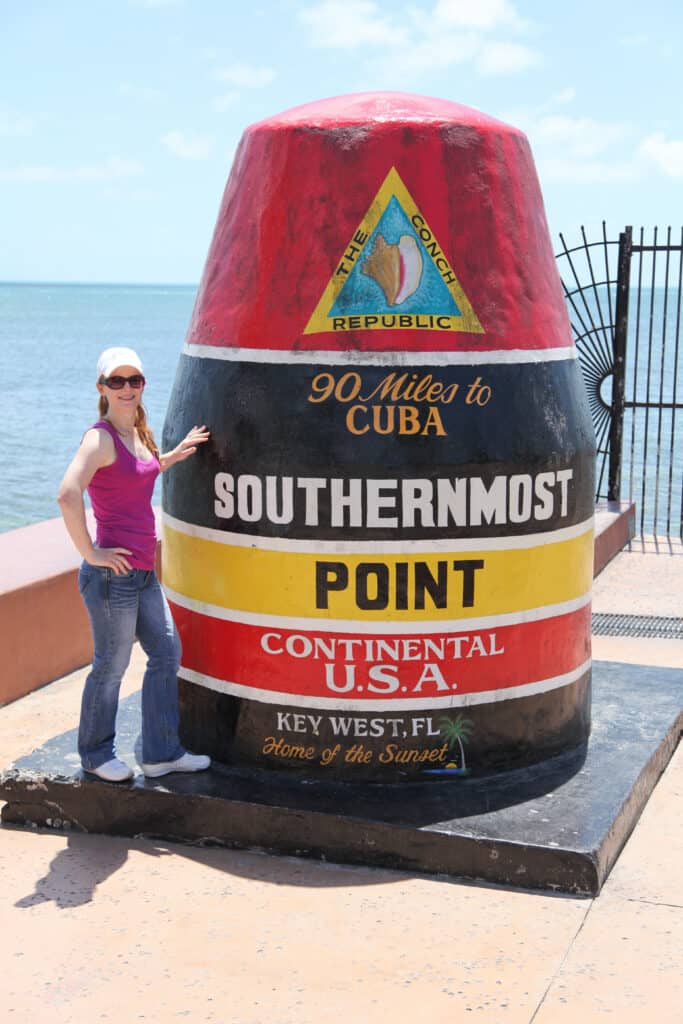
[{"xmin": 96, "ymin": 346, "xmax": 144, "ymax": 380}]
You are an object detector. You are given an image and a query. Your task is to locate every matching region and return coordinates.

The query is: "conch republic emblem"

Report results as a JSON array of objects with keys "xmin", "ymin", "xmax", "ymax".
[
  {"xmin": 304, "ymin": 167, "xmax": 483, "ymax": 335},
  {"xmin": 161, "ymin": 93, "xmax": 596, "ymax": 782}
]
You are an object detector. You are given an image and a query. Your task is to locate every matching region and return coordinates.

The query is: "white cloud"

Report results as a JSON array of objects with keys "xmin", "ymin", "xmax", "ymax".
[
  {"xmin": 639, "ymin": 133, "xmax": 683, "ymax": 178},
  {"xmin": 535, "ymin": 156, "xmax": 640, "ymax": 185},
  {"xmin": 131, "ymin": 0, "xmax": 183, "ymax": 8},
  {"xmin": 433, "ymin": 0, "xmax": 527, "ymax": 32},
  {"xmin": 161, "ymin": 131, "xmax": 215, "ymax": 159},
  {"xmin": 501, "ymin": 103, "xmax": 683, "ymax": 185},
  {"xmin": 214, "ymin": 64, "xmax": 276, "ymax": 88},
  {"xmin": 619, "ymin": 33, "xmax": 648, "ymax": 46},
  {"xmin": 0, "ymin": 111, "xmax": 34, "ymax": 136},
  {"xmin": 533, "ymin": 115, "xmax": 629, "ymax": 160},
  {"xmin": 0, "ymin": 166, "xmax": 56, "ymax": 182},
  {"xmin": 119, "ymin": 82, "xmax": 164, "ymax": 101},
  {"xmin": 371, "ymin": 30, "xmax": 539, "ymax": 84},
  {"xmin": 372, "ymin": 31, "xmax": 480, "ymax": 79},
  {"xmin": 299, "ymin": 0, "xmax": 539, "ymax": 82},
  {"xmin": 74, "ymin": 157, "xmax": 144, "ymax": 180},
  {"xmin": 213, "ymin": 92, "xmax": 240, "ymax": 113},
  {"xmin": 498, "ymin": 94, "xmax": 639, "ymax": 186},
  {"xmin": 476, "ymin": 40, "xmax": 539, "ymax": 75},
  {"xmin": 548, "ymin": 87, "xmax": 576, "ymax": 107},
  {"xmin": 0, "ymin": 157, "xmax": 143, "ymax": 182},
  {"xmin": 298, "ymin": 1, "xmax": 408, "ymax": 49}
]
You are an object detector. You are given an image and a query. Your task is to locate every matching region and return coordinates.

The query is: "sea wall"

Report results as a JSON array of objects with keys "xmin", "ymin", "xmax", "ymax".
[
  {"xmin": 0, "ymin": 504, "xmax": 632, "ymax": 708},
  {"xmin": 0, "ymin": 517, "xmax": 93, "ymax": 707},
  {"xmin": 0, "ymin": 511, "xmax": 162, "ymax": 707}
]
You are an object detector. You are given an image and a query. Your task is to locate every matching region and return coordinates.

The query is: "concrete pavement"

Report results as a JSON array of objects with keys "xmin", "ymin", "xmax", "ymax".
[{"xmin": 0, "ymin": 541, "xmax": 681, "ymax": 1023}]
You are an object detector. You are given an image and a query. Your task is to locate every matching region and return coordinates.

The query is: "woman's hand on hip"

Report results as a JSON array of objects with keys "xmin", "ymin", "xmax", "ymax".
[{"xmin": 87, "ymin": 546, "xmax": 133, "ymax": 574}]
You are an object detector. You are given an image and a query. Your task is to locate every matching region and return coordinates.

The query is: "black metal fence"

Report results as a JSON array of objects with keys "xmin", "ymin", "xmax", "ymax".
[{"xmin": 556, "ymin": 224, "xmax": 683, "ymax": 539}]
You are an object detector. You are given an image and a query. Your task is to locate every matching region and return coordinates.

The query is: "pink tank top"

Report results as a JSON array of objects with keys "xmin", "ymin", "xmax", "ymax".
[{"xmin": 87, "ymin": 421, "xmax": 160, "ymax": 570}]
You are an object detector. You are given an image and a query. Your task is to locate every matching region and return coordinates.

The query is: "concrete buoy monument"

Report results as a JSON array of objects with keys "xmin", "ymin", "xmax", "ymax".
[{"xmin": 162, "ymin": 92, "xmax": 596, "ymax": 780}]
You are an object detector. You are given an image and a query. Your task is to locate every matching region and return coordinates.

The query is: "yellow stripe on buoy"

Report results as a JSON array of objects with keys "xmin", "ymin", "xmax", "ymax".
[{"xmin": 162, "ymin": 523, "xmax": 593, "ymax": 622}]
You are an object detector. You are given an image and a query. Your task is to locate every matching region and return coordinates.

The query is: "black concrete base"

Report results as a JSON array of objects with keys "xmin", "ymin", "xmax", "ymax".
[{"xmin": 1, "ymin": 660, "xmax": 680, "ymax": 896}]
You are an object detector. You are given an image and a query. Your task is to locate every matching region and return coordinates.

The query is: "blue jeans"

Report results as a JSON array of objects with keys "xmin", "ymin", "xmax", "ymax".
[{"xmin": 77, "ymin": 563, "xmax": 185, "ymax": 769}]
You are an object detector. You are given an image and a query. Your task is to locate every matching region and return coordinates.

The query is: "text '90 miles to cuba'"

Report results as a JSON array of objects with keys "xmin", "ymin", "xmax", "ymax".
[{"xmin": 306, "ymin": 369, "xmax": 492, "ymax": 437}]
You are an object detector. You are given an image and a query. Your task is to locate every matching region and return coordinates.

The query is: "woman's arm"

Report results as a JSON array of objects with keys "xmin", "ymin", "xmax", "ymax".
[
  {"xmin": 57, "ymin": 429, "xmax": 133, "ymax": 574},
  {"xmin": 159, "ymin": 424, "xmax": 210, "ymax": 472}
]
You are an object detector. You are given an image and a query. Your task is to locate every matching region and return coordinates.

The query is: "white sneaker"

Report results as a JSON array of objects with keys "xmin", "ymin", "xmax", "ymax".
[
  {"xmin": 141, "ymin": 751, "xmax": 211, "ymax": 778},
  {"xmin": 84, "ymin": 758, "xmax": 134, "ymax": 782}
]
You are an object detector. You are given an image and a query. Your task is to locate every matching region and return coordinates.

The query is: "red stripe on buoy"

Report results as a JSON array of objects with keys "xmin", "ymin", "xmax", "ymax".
[{"xmin": 170, "ymin": 601, "xmax": 590, "ymax": 705}]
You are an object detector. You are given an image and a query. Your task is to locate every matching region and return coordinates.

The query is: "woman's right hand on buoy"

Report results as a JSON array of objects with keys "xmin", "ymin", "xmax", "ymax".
[{"xmin": 87, "ymin": 546, "xmax": 133, "ymax": 574}]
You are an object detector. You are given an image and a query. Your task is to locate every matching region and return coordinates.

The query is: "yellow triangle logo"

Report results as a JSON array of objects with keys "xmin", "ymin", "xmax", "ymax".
[{"xmin": 304, "ymin": 167, "xmax": 483, "ymax": 336}]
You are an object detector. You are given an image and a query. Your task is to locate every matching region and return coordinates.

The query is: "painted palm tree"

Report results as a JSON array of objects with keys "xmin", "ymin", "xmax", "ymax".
[{"xmin": 439, "ymin": 715, "xmax": 475, "ymax": 773}]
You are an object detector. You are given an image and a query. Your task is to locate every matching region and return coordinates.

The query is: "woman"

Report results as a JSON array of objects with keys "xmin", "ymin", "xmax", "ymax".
[{"xmin": 58, "ymin": 346, "xmax": 211, "ymax": 783}]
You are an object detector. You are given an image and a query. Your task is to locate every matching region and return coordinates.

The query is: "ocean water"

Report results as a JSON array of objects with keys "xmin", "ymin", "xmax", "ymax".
[
  {"xmin": 0, "ymin": 281, "xmax": 681, "ymax": 536},
  {"xmin": 0, "ymin": 282, "xmax": 196, "ymax": 532}
]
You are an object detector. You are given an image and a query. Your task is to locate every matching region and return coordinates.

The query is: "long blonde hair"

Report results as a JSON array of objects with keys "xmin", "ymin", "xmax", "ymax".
[{"xmin": 98, "ymin": 394, "xmax": 160, "ymax": 461}]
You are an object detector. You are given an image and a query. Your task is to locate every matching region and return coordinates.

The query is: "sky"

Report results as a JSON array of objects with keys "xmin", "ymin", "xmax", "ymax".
[{"xmin": 2, "ymin": 0, "xmax": 682, "ymax": 284}]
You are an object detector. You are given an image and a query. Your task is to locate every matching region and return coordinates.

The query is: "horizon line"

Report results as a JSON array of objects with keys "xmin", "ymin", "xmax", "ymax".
[{"xmin": 0, "ymin": 279, "xmax": 199, "ymax": 288}]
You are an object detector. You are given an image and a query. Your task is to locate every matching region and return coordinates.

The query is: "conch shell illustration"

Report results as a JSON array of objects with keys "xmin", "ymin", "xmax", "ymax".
[{"xmin": 362, "ymin": 233, "xmax": 423, "ymax": 306}]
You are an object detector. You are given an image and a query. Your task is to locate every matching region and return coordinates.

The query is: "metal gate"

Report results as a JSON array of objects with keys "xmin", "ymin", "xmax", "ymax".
[{"xmin": 556, "ymin": 224, "xmax": 683, "ymax": 539}]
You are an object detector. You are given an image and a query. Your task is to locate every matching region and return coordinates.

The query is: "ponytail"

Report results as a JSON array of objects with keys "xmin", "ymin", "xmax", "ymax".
[{"xmin": 135, "ymin": 404, "xmax": 160, "ymax": 462}]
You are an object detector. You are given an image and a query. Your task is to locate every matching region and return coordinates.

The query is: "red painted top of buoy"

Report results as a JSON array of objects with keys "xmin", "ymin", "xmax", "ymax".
[
  {"xmin": 251, "ymin": 92, "xmax": 518, "ymax": 131},
  {"xmin": 186, "ymin": 92, "xmax": 571, "ymax": 354}
]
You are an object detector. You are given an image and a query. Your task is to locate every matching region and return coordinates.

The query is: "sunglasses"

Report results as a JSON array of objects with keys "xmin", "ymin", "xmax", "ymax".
[{"xmin": 102, "ymin": 374, "xmax": 146, "ymax": 390}]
